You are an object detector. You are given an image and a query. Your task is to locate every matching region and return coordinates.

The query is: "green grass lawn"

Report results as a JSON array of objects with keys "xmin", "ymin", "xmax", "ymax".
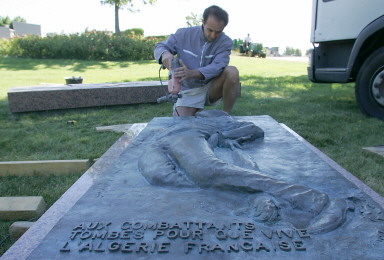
[{"xmin": 0, "ymin": 55, "xmax": 383, "ymax": 255}]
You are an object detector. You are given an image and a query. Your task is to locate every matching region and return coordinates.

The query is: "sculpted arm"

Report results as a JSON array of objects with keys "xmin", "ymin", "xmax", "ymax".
[{"xmin": 208, "ymin": 122, "xmax": 264, "ymax": 149}]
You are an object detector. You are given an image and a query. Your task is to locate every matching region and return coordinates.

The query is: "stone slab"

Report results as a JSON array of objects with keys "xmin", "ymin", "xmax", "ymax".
[
  {"xmin": 9, "ymin": 221, "xmax": 34, "ymax": 240},
  {"xmin": 363, "ymin": 145, "xmax": 384, "ymax": 157},
  {"xmin": 7, "ymin": 81, "xmax": 167, "ymax": 112},
  {"xmin": 0, "ymin": 197, "xmax": 46, "ymax": 220},
  {"xmin": 96, "ymin": 123, "xmax": 135, "ymax": 133},
  {"xmin": 0, "ymin": 160, "xmax": 90, "ymax": 176},
  {"xmin": 281, "ymin": 124, "xmax": 384, "ymax": 207},
  {"xmin": 2, "ymin": 115, "xmax": 384, "ymax": 260},
  {"xmin": 96, "ymin": 123, "xmax": 148, "ymax": 138}
]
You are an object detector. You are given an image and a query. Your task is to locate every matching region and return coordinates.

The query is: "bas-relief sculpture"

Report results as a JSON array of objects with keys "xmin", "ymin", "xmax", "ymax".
[
  {"xmin": 14, "ymin": 110, "xmax": 384, "ymax": 259},
  {"xmin": 138, "ymin": 110, "xmax": 351, "ymax": 234}
]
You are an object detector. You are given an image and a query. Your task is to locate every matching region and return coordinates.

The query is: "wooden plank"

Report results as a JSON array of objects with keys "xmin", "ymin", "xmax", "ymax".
[
  {"xmin": 0, "ymin": 197, "xmax": 46, "ymax": 220},
  {"xmin": 9, "ymin": 221, "xmax": 35, "ymax": 240},
  {"xmin": 0, "ymin": 160, "xmax": 90, "ymax": 176}
]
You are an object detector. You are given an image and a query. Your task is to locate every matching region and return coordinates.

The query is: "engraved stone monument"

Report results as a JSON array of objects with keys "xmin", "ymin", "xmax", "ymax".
[{"xmin": 3, "ymin": 111, "xmax": 384, "ymax": 259}]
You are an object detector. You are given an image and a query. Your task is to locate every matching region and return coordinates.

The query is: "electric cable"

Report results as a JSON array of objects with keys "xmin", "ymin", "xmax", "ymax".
[
  {"xmin": 0, "ymin": 234, "xmax": 10, "ymax": 248},
  {"xmin": 0, "ymin": 216, "xmax": 38, "ymax": 248}
]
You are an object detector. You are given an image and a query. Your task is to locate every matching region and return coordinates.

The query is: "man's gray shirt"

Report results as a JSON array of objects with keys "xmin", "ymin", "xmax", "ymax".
[{"xmin": 154, "ymin": 25, "xmax": 233, "ymax": 90}]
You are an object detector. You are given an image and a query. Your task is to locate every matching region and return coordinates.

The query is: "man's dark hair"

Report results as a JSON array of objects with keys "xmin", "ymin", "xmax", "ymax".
[{"xmin": 203, "ymin": 5, "xmax": 229, "ymax": 26}]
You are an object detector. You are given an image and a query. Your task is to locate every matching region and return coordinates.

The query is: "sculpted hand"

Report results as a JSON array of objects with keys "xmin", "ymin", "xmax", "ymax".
[
  {"xmin": 209, "ymin": 132, "xmax": 242, "ymax": 150},
  {"xmin": 221, "ymin": 139, "xmax": 242, "ymax": 150}
]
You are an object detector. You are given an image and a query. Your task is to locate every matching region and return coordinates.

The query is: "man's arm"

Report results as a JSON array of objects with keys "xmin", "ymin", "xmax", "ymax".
[{"xmin": 154, "ymin": 34, "xmax": 178, "ymax": 69}]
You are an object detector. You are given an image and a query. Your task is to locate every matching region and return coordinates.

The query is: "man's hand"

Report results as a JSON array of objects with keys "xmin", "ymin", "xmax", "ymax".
[
  {"xmin": 173, "ymin": 59, "xmax": 204, "ymax": 81},
  {"xmin": 161, "ymin": 51, "xmax": 174, "ymax": 70}
]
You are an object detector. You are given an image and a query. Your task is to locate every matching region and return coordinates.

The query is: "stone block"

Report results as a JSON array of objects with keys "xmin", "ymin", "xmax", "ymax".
[
  {"xmin": 0, "ymin": 196, "xmax": 46, "ymax": 220},
  {"xmin": 3, "ymin": 115, "xmax": 384, "ymax": 260},
  {"xmin": 0, "ymin": 160, "xmax": 90, "ymax": 176},
  {"xmin": 9, "ymin": 221, "xmax": 35, "ymax": 240},
  {"xmin": 363, "ymin": 145, "xmax": 384, "ymax": 157},
  {"xmin": 96, "ymin": 122, "xmax": 148, "ymax": 134},
  {"xmin": 7, "ymin": 81, "xmax": 167, "ymax": 112}
]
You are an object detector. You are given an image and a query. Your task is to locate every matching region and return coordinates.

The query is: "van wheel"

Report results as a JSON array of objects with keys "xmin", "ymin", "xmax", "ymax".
[{"xmin": 355, "ymin": 47, "xmax": 384, "ymax": 120}]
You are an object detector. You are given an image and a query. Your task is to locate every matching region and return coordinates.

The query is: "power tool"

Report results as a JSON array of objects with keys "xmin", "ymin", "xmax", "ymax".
[{"xmin": 157, "ymin": 57, "xmax": 182, "ymax": 104}]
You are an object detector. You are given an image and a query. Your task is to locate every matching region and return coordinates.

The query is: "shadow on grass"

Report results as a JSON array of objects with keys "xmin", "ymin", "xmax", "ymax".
[
  {"xmin": 0, "ymin": 97, "xmax": 10, "ymax": 121},
  {"xmin": 0, "ymin": 57, "xmax": 156, "ymax": 72},
  {"xmin": 238, "ymin": 75, "xmax": 358, "ymax": 116}
]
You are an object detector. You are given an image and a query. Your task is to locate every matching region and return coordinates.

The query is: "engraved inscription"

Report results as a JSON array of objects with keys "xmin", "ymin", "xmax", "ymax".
[{"xmin": 59, "ymin": 221, "xmax": 311, "ymax": 255}]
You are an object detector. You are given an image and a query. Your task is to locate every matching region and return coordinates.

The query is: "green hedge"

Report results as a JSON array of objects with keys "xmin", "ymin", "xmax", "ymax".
[{"xmin": 0, "ymin": 31, "xmax": 167, "ymax": 61}]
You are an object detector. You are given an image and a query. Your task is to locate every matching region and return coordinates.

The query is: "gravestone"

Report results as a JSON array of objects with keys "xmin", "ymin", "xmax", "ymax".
[{"xmin": 3, "ymin": 112, "xmax": 384, "ymax": 260}]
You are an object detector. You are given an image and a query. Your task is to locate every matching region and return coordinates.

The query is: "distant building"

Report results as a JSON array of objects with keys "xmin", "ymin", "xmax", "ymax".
[
  {"xmin": 0, "ymin": 26, "xmax": 13, "ymax": 39},
  {"xmin": 13, "ymin": 22, "xmax": 41, "ymax": 37},
  {"xmin": 0, "ymin": 22, "xmax": 41, "ymax": 39},
  {"xmin": 266, "ymin": 47, "xmax": 280, "ymax": 57}
]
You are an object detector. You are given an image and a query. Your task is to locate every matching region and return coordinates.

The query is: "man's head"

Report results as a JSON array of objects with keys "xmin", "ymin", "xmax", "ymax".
[{"xmin": 202, "ymin": 5, "xmax": 229, "ymax": 42}]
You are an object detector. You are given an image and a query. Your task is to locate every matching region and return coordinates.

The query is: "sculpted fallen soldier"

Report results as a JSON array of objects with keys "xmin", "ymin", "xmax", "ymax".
[{"xmin": 138, "ymin": 110, "xmax": 351, "ymax": 234}]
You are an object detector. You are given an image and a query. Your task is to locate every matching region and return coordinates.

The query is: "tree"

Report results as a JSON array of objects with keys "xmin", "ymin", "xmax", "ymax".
[
  {"xmin": 0, "ymin": 16, "xmax": 26, "ymax": 28},
  {"xmin": 101, "ymin": 0, "xmax": 156, "ymax": 35},
  {"xmin": 123, "ymin": 28, "xmax": 144, "ymax": 38},
  {"xmin": 185, "ymin": 12, "xmax": 202, "ymax": 27},
  {"xmin": 283, "ymin": 47, "xmax": 302, "ymax": 56},
  {"xmin": 0, "ymin": 16, "xmax": 11, "ymax": 27},
  {"xmin": 283, "ymin": 47, "xmax": 293, "ymax": 56},
  {"xmin": 294, "ymin": 48, "xmax": 302, "ymax": 56}
]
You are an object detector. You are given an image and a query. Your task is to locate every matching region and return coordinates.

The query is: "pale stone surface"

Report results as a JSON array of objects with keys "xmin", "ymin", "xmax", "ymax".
[
  {"xmin": 96, "ymin": 123, "xmax": 148, "ymax": 135},
  {"xmin": 0, "ymin": 160, "xmax": 90, "ymax": 176},
  {"xmin": 96, "ymin": 124, "xmax": 134, "ymax": 133},
  {"xmin": 363, "ymin": 145, "xmax": 384, "ymax": 157},
  {"xmin": 9, "ymin": 221, "xmax": 35, "ymax": 240},
  {"xmin": 0, "ymin": 197, "xmax": 46, "ymax": 220}
]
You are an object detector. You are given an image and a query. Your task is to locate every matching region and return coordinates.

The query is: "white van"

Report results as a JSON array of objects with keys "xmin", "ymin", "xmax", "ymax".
[{"xmin": 308, "ymin": 0, "xmax": 384, "ymax": 119}]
